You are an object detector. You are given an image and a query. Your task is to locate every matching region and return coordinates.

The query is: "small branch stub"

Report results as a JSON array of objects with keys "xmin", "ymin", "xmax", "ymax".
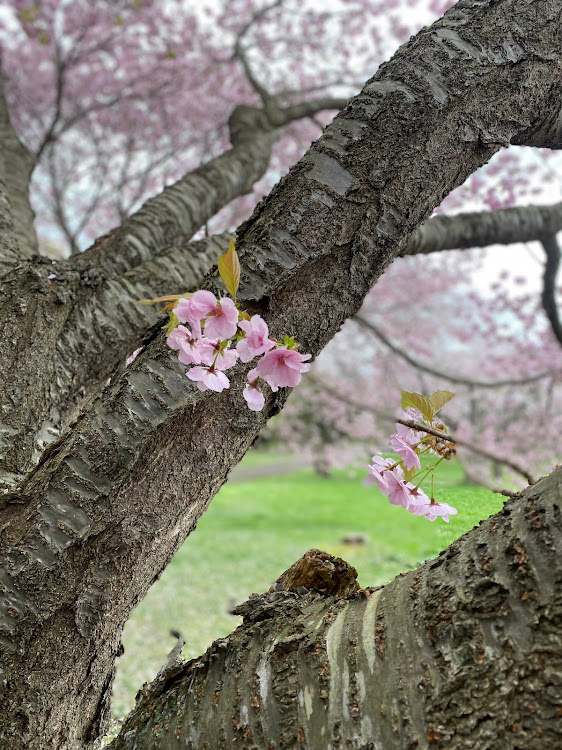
[{"xmin": 271, "ymin": 548, "xmax": 360, "ymax": 598}]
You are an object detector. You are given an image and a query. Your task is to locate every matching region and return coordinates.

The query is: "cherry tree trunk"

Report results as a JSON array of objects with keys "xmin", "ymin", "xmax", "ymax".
[{"xmin": 111, "ymin": 469, "xmax": 562, "ymax": 750}]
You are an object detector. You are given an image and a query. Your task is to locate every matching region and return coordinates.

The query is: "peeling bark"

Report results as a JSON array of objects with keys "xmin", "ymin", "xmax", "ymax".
[{"xmin": 111, "ymin": 469, "xmax": 562, "ymax": 750}]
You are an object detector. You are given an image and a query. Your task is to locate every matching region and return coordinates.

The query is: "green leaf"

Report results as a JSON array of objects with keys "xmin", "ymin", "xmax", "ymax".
[
  {"xmin": 428, "ymin": 390, "xmax": 455, "ymax": 416},
  {"xmin": 165, "ymin": 312, "xmax": 179, "ymax": 335},
  {"xmin": 401, "ymin": 391, "xmax": 434, "ymax": 422},
  {"xmin": 218, "ymin": 237, "xmax": 240, "ymax": 300}
]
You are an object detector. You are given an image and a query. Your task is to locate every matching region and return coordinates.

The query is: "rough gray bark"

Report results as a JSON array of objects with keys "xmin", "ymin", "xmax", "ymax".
[
  {"xmin": 110, "ymin": 468, "xmax": 562, "ymax": 750},
  {"xmin": 0, "ymin": 102, "xmax": 323, "ymax": 487},
  {"xmin": 1, "ymin": 1, "xmax": 562, "ymax": 748}
]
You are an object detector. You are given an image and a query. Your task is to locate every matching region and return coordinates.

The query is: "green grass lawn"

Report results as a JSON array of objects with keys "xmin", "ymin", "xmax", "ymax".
[{"xmin": 112, "ymin": 456, "xmax": 505, "ymax": 718}]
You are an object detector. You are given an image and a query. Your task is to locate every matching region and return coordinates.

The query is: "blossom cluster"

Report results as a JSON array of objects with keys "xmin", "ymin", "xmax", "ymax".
[
  {"xmin": 166, "ymin": 290, "xmax": 311, "ymax": 411},
  {"xmin": 367, "ymin": 393, "xmax": 458, "ymax": 523}
]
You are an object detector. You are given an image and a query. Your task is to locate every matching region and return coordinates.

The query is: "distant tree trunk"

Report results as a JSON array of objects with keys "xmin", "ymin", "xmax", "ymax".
[{"xmin": 111, "ymin": 469, "xmax": 562, "ymax": 750}]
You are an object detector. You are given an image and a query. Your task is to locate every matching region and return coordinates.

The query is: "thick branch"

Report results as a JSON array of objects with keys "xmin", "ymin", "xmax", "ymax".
[
  {"xmin": 269, "ymin": 96, "xmax": 348, "ymax": 126},
  {"xmin": 0, "ymin": 92, "xmax": 354, "ymax": 482},
  {"xmin": 0, "ymin": 234, "xmax": 224, "ymax": 487},
  {"xmin": 74, "ymin": 105, "xmax": 275, "ymax": 280},
  {"xmin": 111, "ymin": 468, "xmax": 562, "ymax": 749},
  {"xmin": 0, "ymin": 93, "xmax": 350, "ymax": 480},
  {"xmin": 354, "ymin": 315, "xmax": 560, "ymax": 387},
  {"xmin": 540, "ymin": 234, "xmax": 562, "ymax": 347},
  {"xmin": 512, "ymin": 103, "xmax": 562, "ymax": 148},
  {"xmin": 401, "ymin": 201, "xmax": 562, "ymax": 257}
]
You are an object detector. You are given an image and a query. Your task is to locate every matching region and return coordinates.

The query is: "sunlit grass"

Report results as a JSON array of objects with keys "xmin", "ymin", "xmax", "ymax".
[{"xmin": 112, "ymin": 455, "xmax": 504, "ymax": 717}]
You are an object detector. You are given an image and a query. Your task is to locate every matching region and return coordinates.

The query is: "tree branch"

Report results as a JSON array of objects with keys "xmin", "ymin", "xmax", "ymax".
[
  {"xmin": 109, "ymin": 469, "xmax": 562, "ymax": 749},
  {"xmin": 0, "ymin": 233, "xmax": 225, "ymax": 487},
  {"xmin": 511, "ymin": 103, "xmax": 562, "ymax": 148},
  {"xmin": 34, "ymin": 41, "xmax": 66, "ymax": 163},
  {"xmin": 400, "ymin": 202, "xmax": 562, "ymax": 257},
  {"xmin": 354, "ymin": 315, "xmax": 561, "ymax": 387},
  {"xmin": 73, "ymin": 104, "xmax": 274, "ymax": 280},
  {"xmin": 309, "ymin": 374, "xmax": 537, "ymax": 486},
  {"xmin": 233, "ymin": 0, "xmax": 284, "ymax": 107},
  {"xmin": 0, "ymin": 89, "xmax": 355, "ymax": 482},
  {"xmin": 0, "ymin": 61, "xmax": 38, "ymax": 261},
  {"xmin": 540, "ymin": 233, "xmax": 562, "ymax": 347},
  {"xmin": 397, "ymin": 418, "xmax": 536, "ymax": 485}
]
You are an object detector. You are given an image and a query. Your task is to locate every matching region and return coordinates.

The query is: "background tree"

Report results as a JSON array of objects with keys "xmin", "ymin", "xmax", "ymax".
[
  {"xmin": 3, "ymin": 0, "xmax": 561, "ymax": 485},
  {"xmin": 0, "ymin": 0, "xmax": 561, "ymax": 747}
]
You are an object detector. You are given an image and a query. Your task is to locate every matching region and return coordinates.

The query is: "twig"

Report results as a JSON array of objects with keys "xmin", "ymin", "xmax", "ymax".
[
  {"xmin": 307, "ymin": 375, "xmax": 536, "ymax": 486},
  {"xmin": 397, "ymin": 418, "xmax": 535, "ymax": 485},
  {"xmin": 354, "ymin": 315, "xmax": 560, "ymax": 388}
]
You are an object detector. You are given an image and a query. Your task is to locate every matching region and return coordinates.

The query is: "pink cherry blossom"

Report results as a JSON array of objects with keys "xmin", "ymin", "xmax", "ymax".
[
  {"xmin": 174, "ymin": 292, "xmax": 238, "ymax": 341},
  {"xmin": 367, "ymin": 455, "xmax": 397, "ymax": 493},
  {"xmin": 405, "ymin": 485, "xmax": 431, "ymax": 512},
  {"xmin": 390, "ymin": 423, "xmax": 421, "ymax": 470},
  {"xmin": 414, "ymin": 498, "xmax": 458, "ymax": 523},
  {"xmin": 174, "ymin": 294, "xmax": 212, "ymax": 337},
  {"xmin": 167, "ymin": 325, "xmax": 202, "ymax": 365},
  {"xmin": 126, "ymin": 348, "xmax": 142, "ymax": 365},
  {"xmin": 197, "ymin": 339, "xmax": 239, "ymax": 370},
  {"xmin": 237, "ymin": 315, "xmax": 276, "ymax": 363},
  {"xmin": 203, "ymin": 297, "xmax": 239, "ymax": 340},
  {"xmin": 186, "ymin": 365, "xmax": 230, "ymax": 393},
  {"xmin": 243, "ymin": 369, "xmax": 265, "ymax": 411},
  {"xmin": 385, "ymin": 472, "xmax": 414, "ymax": 509},
  {"xmin": 255, "ymin": 347, "xmax": 311, "ymax": 391}
]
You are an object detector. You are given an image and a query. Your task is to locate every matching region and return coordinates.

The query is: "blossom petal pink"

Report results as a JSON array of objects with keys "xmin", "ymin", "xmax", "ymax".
[
  {"xmin": 255, "ymin": 347, "xmax": 311, "ymax": 391},
  {"xmin": 186, "ymin": 366, "xmax": 230, "ymax": 392},
  {"xmin": 390, "ymin": 424, "xmax": 421, "ymax": 470},
  {"xmin": 385, "ymin": 473, "xmax": 413, "ymax": 509},
  {"xmin": 242, "ymin": 368, "xmax": 264, "ymax": 411},
  {"xmin": 166, "ymin": 324, "xmax": 191, "ymax": 350},
  {"xmin": 186, "ymin": 290, "xmax": 217, "ymax": 321},
  {"xmin": 243, "ymin": 384, "xmax": 265, "ymax": 411},
  {"xmin": 203, "ymin": 297, "xmax": 239, "ymax": 340},
  {"xmin": 405, "ymin": 486, "xmax": 431, "ymax": 512},
  {"xmin": 175, "ymin": 291, "xmax": 218, "ymax": 340},
  {"xmin": 168, "ymin": 325, "xmax": 202, "ymax": 365},
  {"xmin": 424, "ymin": 500, "xmax": 458, "ymax": 523},
  {"xmin": 174, "ymin": 297, "xmax": 195, "ymax": 325},
  {"xmin": 237, "ymin": 315, "xmax": 276, "ymax": 362},
  {"xmin": 367, "ymin": 455, "xmax": 395, "ymax": 494},
  {"xmin": 197, "ymin": 338, "xmax": 239, "ymax": 369}
]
